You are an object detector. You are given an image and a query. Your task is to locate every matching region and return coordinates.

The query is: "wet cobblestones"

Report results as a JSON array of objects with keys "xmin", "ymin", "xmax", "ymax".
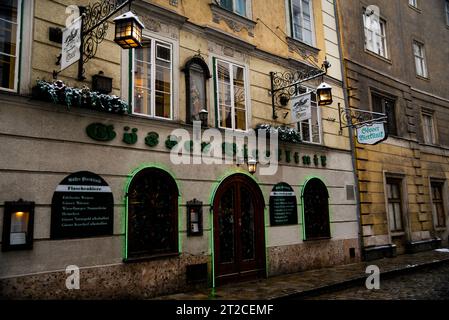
[{"xmin": 306, "ymin": 262, "xmax": 449, "ymax": 300}]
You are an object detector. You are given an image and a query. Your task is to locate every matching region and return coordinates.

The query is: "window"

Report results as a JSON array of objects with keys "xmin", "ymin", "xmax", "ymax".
[
  {"xmin": 386, "ymin": 178, "xmax": 404, "ymax": 232},
  {"xmin": 127, "ymin": 168, "xmax": 179, "ymax": 258},
  {"xmin": 431, "ymin": 182, "xmax": 446, "ymax": 228},
  {"xmin": 290, "ymin": 0, "xmax": 314, "ymax": 45},
  {"xmin": 215, "ymin": 59, "xmax": 248, "ymax": 131},
  {"xmin": 413, "ymin": 41, "xmax": 428, "ymax": 78},
  {"xmin": 363, "ymin": 12, "xmax": 388, "ymax": 58},
  {"xmin": 219, "ymin": 0, "xmax": 248, "ymax": 17},
  {"xmin": 408, "ymin": 0, "xmax": 418, "ymax": 8},
  {"xmin": 422, "ymin": 111, "xmax": 436, "ymax": 144},
  {"xmin": 303, "ymin": 178, "xmax": 330, "ymax": 239},
  {"xmin": 372, "ymin": 93, "xmax": 397, "ymax": 136},
  {"xmin": 296, "ymin": 88, "xmax": 321, "ymax": 144},
  {"xmin": 134, "ymin": 38, "xmax": 172, "ymax": 119},
  {"xmin": 0, "ymin": 0, "xmax": 21, "ymax": 91},
  {"xmin": 446, "ymin": 0, "xmax": 449, "ymax": 25}
]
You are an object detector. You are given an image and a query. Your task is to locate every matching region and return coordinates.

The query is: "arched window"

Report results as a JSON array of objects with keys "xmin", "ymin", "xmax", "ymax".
[
  {"xmin": 183, "ymin": 55, "xmax": 211, "ymax": 124},
  {"xmin": 302, "ymin": 178, "xmax": 330, "ymax": 240},
  {"xmin": 127, "ymin": 168, "xmax": 179, "ymax": 258}
]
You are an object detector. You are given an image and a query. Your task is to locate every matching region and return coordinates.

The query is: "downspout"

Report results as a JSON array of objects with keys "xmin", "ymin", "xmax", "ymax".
[{"xmin": 333, "ymin": 0, "xmax": 365, "ymax": 260}]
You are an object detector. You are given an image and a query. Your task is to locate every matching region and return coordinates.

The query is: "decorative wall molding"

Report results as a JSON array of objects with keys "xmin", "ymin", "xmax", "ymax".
[
  {"xmin": 286, "ymin": 37, "xmax": 320, "ymax": 63},
  {"xmin": 209, "ymin": 3, "xmax": 257, "ymax": 37}
]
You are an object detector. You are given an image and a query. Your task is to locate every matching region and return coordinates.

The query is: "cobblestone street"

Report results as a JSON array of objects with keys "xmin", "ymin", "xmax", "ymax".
[{"xmin": 305, "ymin": 262, "xmax": 449, "ymax": 300}]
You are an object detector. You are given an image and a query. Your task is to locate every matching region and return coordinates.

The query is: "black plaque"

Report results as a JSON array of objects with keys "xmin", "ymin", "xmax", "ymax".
[
  {"xmin": 51, "ymin": 171, "xmax": 114, "ymax": 239},
  {"xmin": 269, "ymin": 182, "xmax": 298, "ymax": 226}
]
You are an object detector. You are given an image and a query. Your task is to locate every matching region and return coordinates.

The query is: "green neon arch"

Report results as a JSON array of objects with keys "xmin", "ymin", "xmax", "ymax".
[
  {"xmin": 122, "ymin": 163, "xmax": 183, "ymax": 261},
  {"xmin": 207, "ymin": 168, "xmax": 268, "ymax": 290},
  {"xmin": 300, "ymin": 176, "xmax": 333, "ymax": 241}
]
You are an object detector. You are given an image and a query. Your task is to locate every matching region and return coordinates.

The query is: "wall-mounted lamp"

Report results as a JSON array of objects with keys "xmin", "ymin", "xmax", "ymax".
[
  {"xmin": 316, "ymin": 82, "xmax": 333, "ymax": 106},
  {"xmin": 198, "ymin": 108, "xmax": 209, "ymax": 127},
  {"xmin": 113, "ymin": 11, "xmax": 144, "ymax": 49},
  {"xmin": 2, "ymin": 199, "xmax": 35, "ymax": 251},
  {"xmin": 248, "ymin": 158, "xmax": 258, "ymax": 175}
]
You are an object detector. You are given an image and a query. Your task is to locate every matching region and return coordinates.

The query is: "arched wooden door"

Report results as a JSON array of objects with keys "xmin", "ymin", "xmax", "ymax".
[{"xmin": 213, "ymin": 174, "xmax": 266, "ymax": 284}]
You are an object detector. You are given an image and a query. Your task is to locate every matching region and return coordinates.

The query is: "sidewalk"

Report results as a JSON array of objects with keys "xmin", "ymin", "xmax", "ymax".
[{"xmin": 157, "ymin": 249, "xmax": 449, "ymax": 300}]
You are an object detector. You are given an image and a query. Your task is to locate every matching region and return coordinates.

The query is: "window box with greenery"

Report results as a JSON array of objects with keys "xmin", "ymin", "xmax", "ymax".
[{"xmin": 31, "ymin": 80, "xmax": 128, "ymax": 114}]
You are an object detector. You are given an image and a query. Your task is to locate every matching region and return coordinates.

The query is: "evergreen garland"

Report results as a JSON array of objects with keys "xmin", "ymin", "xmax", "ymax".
[
  {"xmin": 32, "ymin": 80, "xmax": 128, "ymax": 114},
  {"xmin": 255, "ymin": 123, "xmax": 302, "ymax": 144}
]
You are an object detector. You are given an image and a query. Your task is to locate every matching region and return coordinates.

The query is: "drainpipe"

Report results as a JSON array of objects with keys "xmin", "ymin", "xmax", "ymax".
[{"xmin": 333, "ymin": 0, "xmax": 365, "ymax": 260}]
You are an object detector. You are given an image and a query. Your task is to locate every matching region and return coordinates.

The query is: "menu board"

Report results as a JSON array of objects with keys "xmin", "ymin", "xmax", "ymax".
[
  {"xmin": 269, "ymin": 183, "xmax": 298, "ymax": 226},
  {"xmin": 51, "ymin": 171, "xmax": 113, "ymax": 239}
]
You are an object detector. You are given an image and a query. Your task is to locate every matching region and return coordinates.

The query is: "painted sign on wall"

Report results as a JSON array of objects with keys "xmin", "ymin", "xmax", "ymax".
[
  {"xmin": 269, "ymin": 182, "xmax": 298, "ymax": 226},
  {"xmin": 51, "ymin": 171, "xmax": 114, "ymax": 239},
  {"xmin": 357, "ymin": 122, "xmax": 388, "ymax": 145}
]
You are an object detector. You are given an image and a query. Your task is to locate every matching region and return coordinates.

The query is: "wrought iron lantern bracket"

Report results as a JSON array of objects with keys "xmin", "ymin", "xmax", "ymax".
[
  {"xmin": 337, "ymin": 103, "xmax": 387, "ymax": 134},
  {"xmin": 269, "ymin": 60, "xmax": 330, "ymax": 120},
  {"xmin": 77, "ymin": 0, "xmax": 134, "ymax": 80}
]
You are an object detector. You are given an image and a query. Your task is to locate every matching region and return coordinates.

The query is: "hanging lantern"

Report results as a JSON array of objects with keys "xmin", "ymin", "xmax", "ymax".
[
  {"xmin": 113, "ymin": 11, "xmax": 145, "ymax": 49},
  {"xmin": 248, "ymin": 158, "xmax": 258, "ymax": 175},
  {"xmin": 316, "ymin": 82, "xmax": 333, "ymax": 106}
]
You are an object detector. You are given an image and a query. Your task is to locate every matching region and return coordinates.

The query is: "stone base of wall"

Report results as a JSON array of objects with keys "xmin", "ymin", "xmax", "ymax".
[
  {"xmin": 406, "ymin": 238, "xmax": 441, "ymax": 254},
  {"xmin": 0, "ymin": 254, "xmax": 209, "ymax": 299},
  {"xmin": 267, "ymin": 239, "xmax": 360, "ymax": 276},
  {"xmin": 363, "ymin": 244, "xmax": 397, "ymax": 261}
]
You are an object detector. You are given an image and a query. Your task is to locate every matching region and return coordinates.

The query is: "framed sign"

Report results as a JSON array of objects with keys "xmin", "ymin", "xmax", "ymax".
[
  {"xmin": 51, "ymin": 171, "xmax": 114, "ymax": 239},
  {"xmin": 269, "ymin": 182, "xmax": 298, "ymax": 226},
  {"xmin": 291, "ymin": 92, "xmax": 312, "ymax": 123},
  {"xmin": 357, "ymin": 122, "xmax": 388, "ymax": 145},
  {"xmin": 61, "ymin": 17, "xmax": 81, "ymax": 71}
]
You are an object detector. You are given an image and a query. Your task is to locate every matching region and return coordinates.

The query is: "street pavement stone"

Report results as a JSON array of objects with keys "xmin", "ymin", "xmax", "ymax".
[
  {"xmin": 305, "ymin": 262, "xmax": 449, "ymax": 300},
  {"xmin": 157, "ymin": 249, "xmax": 449, "ymax": 300}
]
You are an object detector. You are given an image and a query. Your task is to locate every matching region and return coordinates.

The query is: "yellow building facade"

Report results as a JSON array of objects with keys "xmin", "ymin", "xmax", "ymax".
[{"xmin": 0, "ymin": 0, "xmax": 359, "ymax": 298}]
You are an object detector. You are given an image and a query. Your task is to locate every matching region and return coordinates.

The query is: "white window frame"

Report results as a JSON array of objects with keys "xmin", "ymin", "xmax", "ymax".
[
  {"xmin": 408, "ymin": 0, "xmax": 418, "ymax": 8},
  {"xmin": 214, "ymin": 58, "xmax": 249, "ymax": 132},
  {"xmin": 289, "ymin": 0, "xmax": 316, "ymax": 46},
  {"xmin": 296, "ymin": 88, "xmax": 322, "ymax": 144},
  {"xmin": 132, "ymin": 36, "xmax": 173, "ymax": 120},
  {"xmin": 0, "ymin": 0, "xmax": 22, "ymax": 92},
  {"xmin": 422, "ymin": 110, "xmax": 436, "ymax": 145},
  {"xmin": 413, "ymin": 41, "xmax": 428, "ymax": 78},
  {"xmin": 363, "ymin": 13, "xmax": 388, "ymax": 58},
  {"xmin": 219, "ymin": 0, "xmax": 251, "ymax": 18},
  {"xmin": 446, "ymin": 0, "xmax": 449, "ymax": 26}
]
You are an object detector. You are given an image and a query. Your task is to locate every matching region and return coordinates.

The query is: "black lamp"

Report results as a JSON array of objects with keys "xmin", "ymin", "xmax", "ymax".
[
  {"xmin": 113, "ymin": 11, "xmax": 144, "ymax": 49},
  {"xmin": 199, "ymin": 108, "xmax": 208, "ymax": 127},
  {"xmin": 316, "ymin": 82, "xmax": 333, "ymax": 106}
]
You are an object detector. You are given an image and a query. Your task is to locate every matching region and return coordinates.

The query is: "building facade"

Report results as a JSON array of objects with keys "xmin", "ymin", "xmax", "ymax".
[
  {"xmin": 336, "ymin": 0, "xmax": 449, "ymax": 259},
  {"xmin": 0, "ymin": 0, "xmax": 359, "ymax": 298}
]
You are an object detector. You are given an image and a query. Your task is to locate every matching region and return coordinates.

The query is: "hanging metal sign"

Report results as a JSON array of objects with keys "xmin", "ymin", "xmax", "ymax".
[
  {"xmin": 291, "ymin": 92, "xmax": 312, "ymax": 123},
  {"xmin": 61, "ymin": 17, "xmax": 82, "ymax": 71},
  {"xmin": 357, "ymin": 122, "xmax": 388, "ymax": 145}
]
